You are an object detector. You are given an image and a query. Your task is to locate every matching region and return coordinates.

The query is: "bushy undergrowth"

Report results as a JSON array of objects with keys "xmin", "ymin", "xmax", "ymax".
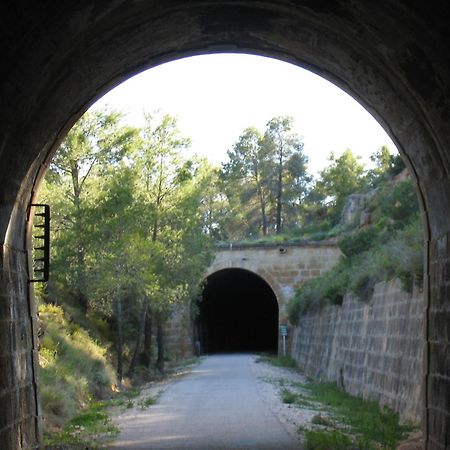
[
  {"xmin": 289, "ymin": 179, "xmax": 423, "ymax": 324},
  {"xmin": 304, "ymin": 429, "xmax": 353, "ymax": 450},
  {"xmin": 38, "ymin": 304, "xmax": 117, "ymax": 437},
  {"xmin": 300, "ymin": 382, "xmax": 414, "ymax": 449},
  {"xmin": 45, "ymin": 400, "xmax": 119, "ymax": 449}
]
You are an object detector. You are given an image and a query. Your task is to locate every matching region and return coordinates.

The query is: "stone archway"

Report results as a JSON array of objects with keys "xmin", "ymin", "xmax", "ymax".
[
  {"xmin": 198, "ymin": 269, "xmax": 279, "ymax": 354},
  {"xmin": 1, "ymin": 3, "xmax": 450, "ymax": 448}
]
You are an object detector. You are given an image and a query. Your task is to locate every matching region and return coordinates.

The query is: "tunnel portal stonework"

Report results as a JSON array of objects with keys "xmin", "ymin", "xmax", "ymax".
[
  {"xmin": 206, "ymin": 242, "xmax": 342, "ymax": 333},
  {"xmin": 166, "ymin": 242, "xmax": 341, "ymax": 357},
  {"xmin": 2, "ymin": 2, "xmax": 450, "ymax": 448}
]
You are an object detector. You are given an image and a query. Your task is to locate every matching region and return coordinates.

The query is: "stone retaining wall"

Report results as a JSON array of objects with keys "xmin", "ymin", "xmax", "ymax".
[
  {"xmin": 165, "ymin": 306, "xmax": 193, "ymax": 360},
  {"xmin": 291, "ymin": 279, "xmax": 424, "ymax": 423}
]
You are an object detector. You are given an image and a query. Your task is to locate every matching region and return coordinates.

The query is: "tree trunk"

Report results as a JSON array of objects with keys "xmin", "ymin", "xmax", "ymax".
[
  {"xmin": 156, "ymin": 313, "xmax": 165, "ymax": 373},
  {"xmin": 114, "ymin": 296, "xmax": 124, "ymax": 385},
  {"xmin": 257, "ymin": 184, "xmax": 268, "ymax": 236},
  {"xmin": 127, "ymin": 301, "xmax": 148, "ymax": 376},
  {"xmin": 72, "ymin": 163, "xmax": 89, "ymax": 314},
  {"xmin": 276, "ymin": 152, "xmax": 283, "ymax": 234},
  {"xmin": 142, "ymin": 305, "xmax": 153, "ymax": 367}
]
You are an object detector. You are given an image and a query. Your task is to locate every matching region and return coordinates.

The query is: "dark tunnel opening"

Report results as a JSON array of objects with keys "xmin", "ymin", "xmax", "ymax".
[{"xmin": 196, "ymin": 269, "xmax": 278, "ymax": 354}]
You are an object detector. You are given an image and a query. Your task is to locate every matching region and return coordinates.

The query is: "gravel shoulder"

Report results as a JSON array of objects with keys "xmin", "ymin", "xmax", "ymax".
[{"xmin": 250, "ymin": 356, "xmax": 318, "ymax": 445}]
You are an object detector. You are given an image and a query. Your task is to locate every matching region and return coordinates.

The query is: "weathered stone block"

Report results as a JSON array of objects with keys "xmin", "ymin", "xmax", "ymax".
[
  {"xmin": 291, "ymin": 279, "xmax": 423, "ymax": 423},
  {"xmin": 0, "ymin": 353, "xmax": 13, "ymax": 391}
]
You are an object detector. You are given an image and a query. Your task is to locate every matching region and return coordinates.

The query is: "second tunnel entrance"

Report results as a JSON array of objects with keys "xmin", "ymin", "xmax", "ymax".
[{"xmin": 196, "ymin": 269, "xmax": 278, "ymax": 354}]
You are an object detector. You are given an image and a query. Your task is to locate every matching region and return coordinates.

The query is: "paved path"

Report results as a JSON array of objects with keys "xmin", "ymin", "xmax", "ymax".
[{"xmin": 111, "ymin": 354, "xmax": 299, "ymax": 449}]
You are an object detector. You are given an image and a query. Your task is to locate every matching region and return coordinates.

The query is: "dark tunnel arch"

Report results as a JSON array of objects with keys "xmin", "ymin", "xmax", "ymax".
[
  {"xmin": 196, "ymin": 269, "xmax": 279, "ymax": 354},
  {"xmin": 3, "ymin": 3, "xmax": 450, "ymax": 448}
]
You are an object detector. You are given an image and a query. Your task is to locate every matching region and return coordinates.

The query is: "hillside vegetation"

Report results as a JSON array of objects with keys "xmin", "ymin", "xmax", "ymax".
[
  {"xmin": 38, "ymin": 303, "xmax": 117, "ymax": 440},
  {"xmin": 288, "ymin": 175, "xmax": 422, "ymax": 324}
]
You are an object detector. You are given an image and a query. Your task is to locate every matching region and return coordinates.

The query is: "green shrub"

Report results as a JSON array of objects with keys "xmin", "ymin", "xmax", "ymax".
[
  {"xmin": 40, "ymin": 383, "xmax": 78, "ymax": 428},
  {"xmin": 45, "ymin": 401, "xmax": 119, "ymax": 448},
  {"xmin": 281, "ymin": 388, "xmax": 298, "ymax": 404},
  {"xmin": 138, "ymin": 396, "xmax": 157, "ymax": 409},
  {"xmin": 311, "ymin": 414, "xmax": 333, "ymax": 427},
  {"xmin": 289, "ymin": 214, "xmax": 424, "ymax": 318},
  {"xmin": 371, "ymin": 180, "xmax": 419, "ymax": 228},
  {"xmin": 288, "ymin": 259, "xmax": 351, "ymax": 323},
  {"xmin": 338, "ymin": 227, "xmax": 377, "ymax": 258},
  {"xmin": 256, "ymin": 354, "xmax": 297, "ymax": 368},
  {"xmin": 304, "ymin": 430, "xmax": 353, "ymax": 450},
  {"xmin": 301, "ymin": 382, "xmax": 414, "ymax": 449},
  {"xmin": 38, "ymin": 304, "xmax": 117, "ymax": 436}
]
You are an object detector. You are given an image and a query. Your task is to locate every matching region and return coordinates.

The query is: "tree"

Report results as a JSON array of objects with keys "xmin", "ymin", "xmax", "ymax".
[
  {"xmin": 221, "ymin": 117, "xmax": 309, "ymax": 237},
  {"xmin": 41, "ymin": 109, "xmax": 213, "ymax": 379},
  {"xmin": 198, "ymin": 164, "xmax": 236, "ymax": 241},
  {"xmin": 41, "ymin": 109, "xmax": 139, "ymax": 314},
  {"xmin": 86, "ymin": 165, "xmax": 146, "ymax": 382},
  {"xmin": 315, "ymin": 149, "xmax": 367, "ymax": 223},
  {"xmin": 264, "ymin": 116, "xmax": 304, "ymax": 234},
  {"xmin": 222, "ymin": 127, "xmax": 271, "ymax": 235},
  {"xmin": 129, "ymin": 112, "xmax": 213, "ymax": 373},
  {"xmin": 368, "ymin": 145, "xmax": 406, "ymax": 187},
  {"xmin": 283, "ymin": 145, "xmax": 311, "ymax": 229}
]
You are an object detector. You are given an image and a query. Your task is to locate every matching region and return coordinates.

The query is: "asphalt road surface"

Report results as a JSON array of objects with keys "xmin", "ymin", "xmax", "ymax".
[{"xmin": 111, "ymin": 354, "xmax": 299, "ymax": 449}]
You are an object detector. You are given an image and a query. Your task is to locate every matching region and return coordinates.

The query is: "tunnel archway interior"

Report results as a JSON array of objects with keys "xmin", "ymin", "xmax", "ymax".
[{"xmin": 197, "ymin": 269, "xmax": 278, "ymax": 354}]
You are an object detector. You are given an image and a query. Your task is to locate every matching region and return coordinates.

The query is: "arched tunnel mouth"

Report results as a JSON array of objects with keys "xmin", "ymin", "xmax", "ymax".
[{"xmin": 196, "ymin": 269, "xmax": 279, "ymax": 354}]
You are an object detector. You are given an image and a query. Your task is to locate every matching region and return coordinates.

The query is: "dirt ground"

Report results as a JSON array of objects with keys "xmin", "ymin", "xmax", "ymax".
[{"xmin": 397, "ymin": 432, "xmax": 424, "ymax": 450}]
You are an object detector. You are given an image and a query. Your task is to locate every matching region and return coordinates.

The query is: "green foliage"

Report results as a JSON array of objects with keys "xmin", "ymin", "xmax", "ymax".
[
  {"xmin": 256, "ymin": 354, "xmax": 297, "ymax": 368},
  {"xmin": 45, "ymin": 400, "xmax": 119, "ymax": 449},
  {"xmin": 304, "ymin": 430, "xmax": 353, "ymax": 450},
  {"xmin": 368, "ymin": 147, "xmax": 406, "ymax": 187},
  {"xmin": 371, "ymin": 179, "xmax": 419, "ymax": 228},
  {"xmin": 138, "ymin": 396, "xmax": 157, "ymax": 409},
  {"xmin": 301, "ymin": 382, "xmax": 414, "ymax": 449},
  {"xmin": 38, "ymin": 304, "xmax": 117, "ymax": 436},
  {"xmin": 221, "ymin": 116, "xmax": 310, "ymax": 237},
  {"xmin": 311, "ymin": 414, "xmax": 333, "ymax": 427},
  {"xmin": 288, "ymin": 260, "xmax": 350, "ymax": 324},
  {"xmin": 338, "ymin": 227, "xmax": 377, "ymax": 258},
  {"xmin": 314, "ymin": 149, "xmax": 367, "ymax": 224},
  {"xmin": 289, "ymin": 174, "xmax": 423, "ymax": 321},
  {"xmin": 281, "ymin": 388, "xmax": 298, "ymax": 404},
  {"xmin": 40, "ymin": 108, "xmax": 215, "ymax": 380}
]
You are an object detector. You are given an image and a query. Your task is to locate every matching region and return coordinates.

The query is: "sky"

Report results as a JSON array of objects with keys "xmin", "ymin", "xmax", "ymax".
[{"xmin": 92, "ymin": 53, "xmax": 397, "ymax": 175}]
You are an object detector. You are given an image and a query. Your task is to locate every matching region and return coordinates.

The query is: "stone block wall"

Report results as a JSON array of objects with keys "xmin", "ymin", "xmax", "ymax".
[
  {"xmin": 291, "ymin": 279, "xmax": 424, "ymax": 423},
  {"xmin": 165, "ymin": 305, "xmax": 193, "ymax": 360},
  {"xmin": 0, "ymin": 244, "xmax": 40, "ymax": 448},
  {"xmin": 428, "ymin": 234, "xmax": 450, "ymax": 448}
]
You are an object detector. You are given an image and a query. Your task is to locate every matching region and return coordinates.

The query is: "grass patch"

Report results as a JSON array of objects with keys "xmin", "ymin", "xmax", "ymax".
[
  {"xmin": 281, "ymin": 388, "xmax": 298, "ymax": 404},
  {"xmin": 138, "ymin": 395, "xmax": 157, "ymax": 409},
  {"xmin": 122, "ymin": 387, "xmax": 141, "ymax": 399},
  {"xmin": 299, "ymin": 382, "xmax": 415, "ymax": 449},
  {"xmin": 38, "ymin": 304, "xmax": 117, "ymax": 438},
  {"xmin": 256, "ymin": 354, "xmax": 297, "ymax": 368},
  {"xmin": 311, "ymin": 414, "xmax": 333, "ymax": 427},
  {"xmin": 44, "ymin": 401, "xmax": 119, "ymax": 449},
  {"xmin": 304, "ymin": 430, "xmax": 353, "ymax": 450}
]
